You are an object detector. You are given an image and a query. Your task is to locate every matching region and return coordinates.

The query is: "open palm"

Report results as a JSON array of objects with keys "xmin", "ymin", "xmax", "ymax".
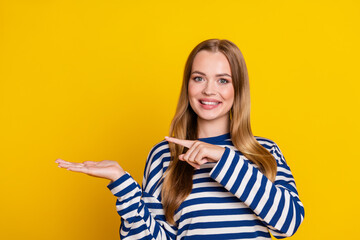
[{"xmin": 55, "ymin": 159, "xmax": 125, "ymax": 182}]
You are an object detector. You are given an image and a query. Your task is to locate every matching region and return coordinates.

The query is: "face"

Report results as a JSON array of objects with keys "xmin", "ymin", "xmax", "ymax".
[{"xmin": 188, "ymin": 50, "xmax": 234, "ymax": 124}]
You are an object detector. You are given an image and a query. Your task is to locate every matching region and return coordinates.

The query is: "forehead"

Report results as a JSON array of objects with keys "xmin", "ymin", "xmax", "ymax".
[{"xmin": 192, "ymin": 50, "xmax": 231, "ymax": 74}]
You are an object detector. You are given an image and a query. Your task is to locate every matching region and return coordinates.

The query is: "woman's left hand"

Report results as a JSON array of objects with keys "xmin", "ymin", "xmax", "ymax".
[{"xmin": 165, "ymin": 136, "xmax": 225, "ymax": 169}]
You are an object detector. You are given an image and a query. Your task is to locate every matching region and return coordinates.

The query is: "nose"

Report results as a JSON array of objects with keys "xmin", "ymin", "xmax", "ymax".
[{"xmin": 202, "ymin": 80, "xmax": 216, "ymax": 96}]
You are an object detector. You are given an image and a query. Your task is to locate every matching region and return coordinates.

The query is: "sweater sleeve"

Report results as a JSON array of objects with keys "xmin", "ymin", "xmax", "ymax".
[
  {"xmin": 107, "ymin": 142, "xmax": 177, "ymax": 239},
  {"xmin": 209, "ymin": 142, "xmax": 304, "ymax": 239}
]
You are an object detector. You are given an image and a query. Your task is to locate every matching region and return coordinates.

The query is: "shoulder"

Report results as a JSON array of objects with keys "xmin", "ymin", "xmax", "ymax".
[
  {"xmin": 254, "ymin": 136, "xmax": 287, "ymax": 164},
  {"xmin": 143, "ymin": 139, "xmax": 171, "ymax": 178},
  {"xmin": 147, "ymin": 139, "xmax": 171, "ymax": 161},
  {"xmin": 142, "ymin": 139, "xmax": 171, "ymax": 193},
  {"xmin": 254, "ymin": 136, "xmax": 277, "ymax": 150}
]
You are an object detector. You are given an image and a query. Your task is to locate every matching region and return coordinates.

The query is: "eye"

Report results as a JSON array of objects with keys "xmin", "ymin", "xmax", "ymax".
[
  {"xmin": 219, "ymin": 78, "xmax": 229, "ymax": 84},
  {"xmin": 193, "ymin": 76, "xmax": 204, "ymax": 82}
]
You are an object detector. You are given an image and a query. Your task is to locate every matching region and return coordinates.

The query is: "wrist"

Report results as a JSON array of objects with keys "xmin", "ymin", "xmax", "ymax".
[
  {"xmin": 215, "ymin": 146, "xmax": 226, "ymax": 162},
  {"xmin": 110, "ymin": 168, "xmax": 125, "ymax": 182}
]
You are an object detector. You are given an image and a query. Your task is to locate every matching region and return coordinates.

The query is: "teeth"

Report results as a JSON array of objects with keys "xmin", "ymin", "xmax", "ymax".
[{"xmin": 201, "ymin": 101, "xmax": 219, "ymax": 105}]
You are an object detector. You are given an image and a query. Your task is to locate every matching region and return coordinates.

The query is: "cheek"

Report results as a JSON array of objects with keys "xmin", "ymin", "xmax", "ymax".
[
  {"xmin": 222, "ymin": 87, "xmax": 235, "ymax": 102},
  {"xmin": 222, "ymin": 88, "xmax": 235, "ymax": 109},
  {"xmin": 188, "ymin": 82, "xmax": 200, "ymax": 98}
]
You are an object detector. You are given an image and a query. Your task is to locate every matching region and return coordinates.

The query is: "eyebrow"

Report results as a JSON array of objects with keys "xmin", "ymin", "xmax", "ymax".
[{"xmin": 191, "ymin": 71, "xmax": 232, "ymax": 78}]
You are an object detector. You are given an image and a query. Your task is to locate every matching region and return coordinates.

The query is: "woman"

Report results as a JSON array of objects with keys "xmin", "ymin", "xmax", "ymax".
[{"xmin": 56, "ymin": 39, "xmax": 304, "ymax": 239}]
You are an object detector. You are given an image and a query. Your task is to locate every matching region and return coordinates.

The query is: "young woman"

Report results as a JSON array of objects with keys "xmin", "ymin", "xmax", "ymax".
[{"xmin": 56, "ymin": 39, "xmax": 304, "ymax": 239}]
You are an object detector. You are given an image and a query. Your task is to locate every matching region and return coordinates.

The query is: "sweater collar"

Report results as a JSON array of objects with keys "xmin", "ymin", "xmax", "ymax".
[{"xmin": 198, "ymin": 132, "xmax": 231, "ymax": 144}]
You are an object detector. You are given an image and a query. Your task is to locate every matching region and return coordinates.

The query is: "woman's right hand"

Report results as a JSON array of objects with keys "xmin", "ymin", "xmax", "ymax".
[{"xmin": 55, "ymin": 159, "xmax": 125, "ymax": 182}]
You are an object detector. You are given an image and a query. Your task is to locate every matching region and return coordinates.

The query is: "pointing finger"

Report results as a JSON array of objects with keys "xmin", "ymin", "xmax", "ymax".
[{"xmin": 164, "ymin": 136, "xmax": 194, "ymax": 148}]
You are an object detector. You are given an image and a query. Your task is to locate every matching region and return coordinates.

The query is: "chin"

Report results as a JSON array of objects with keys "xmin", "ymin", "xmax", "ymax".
[{"xmin": 197, "ymin": 113, "xmax": 227, "ymax": 122}]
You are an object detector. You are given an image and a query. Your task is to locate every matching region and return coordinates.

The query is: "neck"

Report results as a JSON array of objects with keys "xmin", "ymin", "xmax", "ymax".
[{"xmin": 197, "ymin": 115, "xmax": 230, "ymax": 139}]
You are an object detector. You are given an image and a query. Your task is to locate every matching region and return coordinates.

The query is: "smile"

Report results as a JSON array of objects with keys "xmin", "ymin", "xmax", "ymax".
[{"xmin": 200, "ymin": 101, "xmax": 221, "ymax": 105}]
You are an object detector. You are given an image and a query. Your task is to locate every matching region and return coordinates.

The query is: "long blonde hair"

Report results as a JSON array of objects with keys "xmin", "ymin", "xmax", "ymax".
[{"xmin": 161, "ymin": 39, "xmax": 277, "ymax": 225}]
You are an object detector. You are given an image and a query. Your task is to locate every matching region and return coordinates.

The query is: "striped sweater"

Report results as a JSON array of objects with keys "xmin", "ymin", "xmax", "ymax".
[{"xmin": 107, "ymin": 133, "xmax": 304, "ymax": 239}]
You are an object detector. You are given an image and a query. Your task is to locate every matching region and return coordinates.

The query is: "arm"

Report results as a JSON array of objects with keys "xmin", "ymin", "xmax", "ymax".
[
  {"xmin": 209, "ymin": 143, "xmax": 304, "ymax": 238},
  {"xmin": 107, "ymin": 142, "xmax": 177, "ymax": 239},
  {"xmin": 55, "ymin": 142, "xmax": 177, "ymax": 239}
]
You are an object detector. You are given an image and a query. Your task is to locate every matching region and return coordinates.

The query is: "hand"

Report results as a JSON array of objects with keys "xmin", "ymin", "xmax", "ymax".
[
  {"xmin": 165, "ymin": 136, "xmax": 225, "ymax": 169},
  {"xmin": 55, "ymin": 159, "xmax": 125, "ymax": 182}
]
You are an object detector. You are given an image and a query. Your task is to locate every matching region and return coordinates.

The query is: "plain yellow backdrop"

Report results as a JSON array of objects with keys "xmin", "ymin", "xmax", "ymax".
[{"xmin": 1, "ymin": 0, "xmax": 359, "ymax": 239}]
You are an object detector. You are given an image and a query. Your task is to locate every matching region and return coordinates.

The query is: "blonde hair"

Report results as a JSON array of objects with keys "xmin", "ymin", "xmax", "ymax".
[{"xmin": 161, "ymin": 39, "xmax": 277, "ymax": 225}]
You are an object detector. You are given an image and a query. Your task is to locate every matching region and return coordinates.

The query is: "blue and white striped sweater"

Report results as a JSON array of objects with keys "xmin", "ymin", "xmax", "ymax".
[{"xmin": 107, "ymin": 133, "xmax": 304, "ymax": 239}]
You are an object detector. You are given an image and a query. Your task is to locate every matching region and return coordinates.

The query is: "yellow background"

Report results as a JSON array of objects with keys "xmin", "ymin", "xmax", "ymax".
[{"xmin": 1, "ymin": 0, "xmax": 359, "ymax": 239}]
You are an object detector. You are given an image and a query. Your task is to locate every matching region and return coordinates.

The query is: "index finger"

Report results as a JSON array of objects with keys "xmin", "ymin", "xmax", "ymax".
[{"xmin": 164, "ymin": 136, "xmax": 194, "ymax": 148}]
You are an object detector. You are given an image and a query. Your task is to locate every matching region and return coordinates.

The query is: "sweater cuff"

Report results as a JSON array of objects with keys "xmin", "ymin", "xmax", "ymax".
[
  {"xmin": 107, "ymin": 172, "xmax": 137, "ymax": 198},
  {"xmin": 209, "ymin": 147, "xmax": 231, "ymax": 179}
]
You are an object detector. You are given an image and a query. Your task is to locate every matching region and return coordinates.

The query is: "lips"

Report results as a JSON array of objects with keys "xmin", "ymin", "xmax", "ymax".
[
  {"xmin": 200, "ymin": 101, "xmax": 220, "ymax": 105},
  {"xmin": 199, "ymin": 98, "xmax": 222, "ymax": 105},
  {"xmin": 198, "ymin": 98, "xmax": 222, "ymax": 110}
]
